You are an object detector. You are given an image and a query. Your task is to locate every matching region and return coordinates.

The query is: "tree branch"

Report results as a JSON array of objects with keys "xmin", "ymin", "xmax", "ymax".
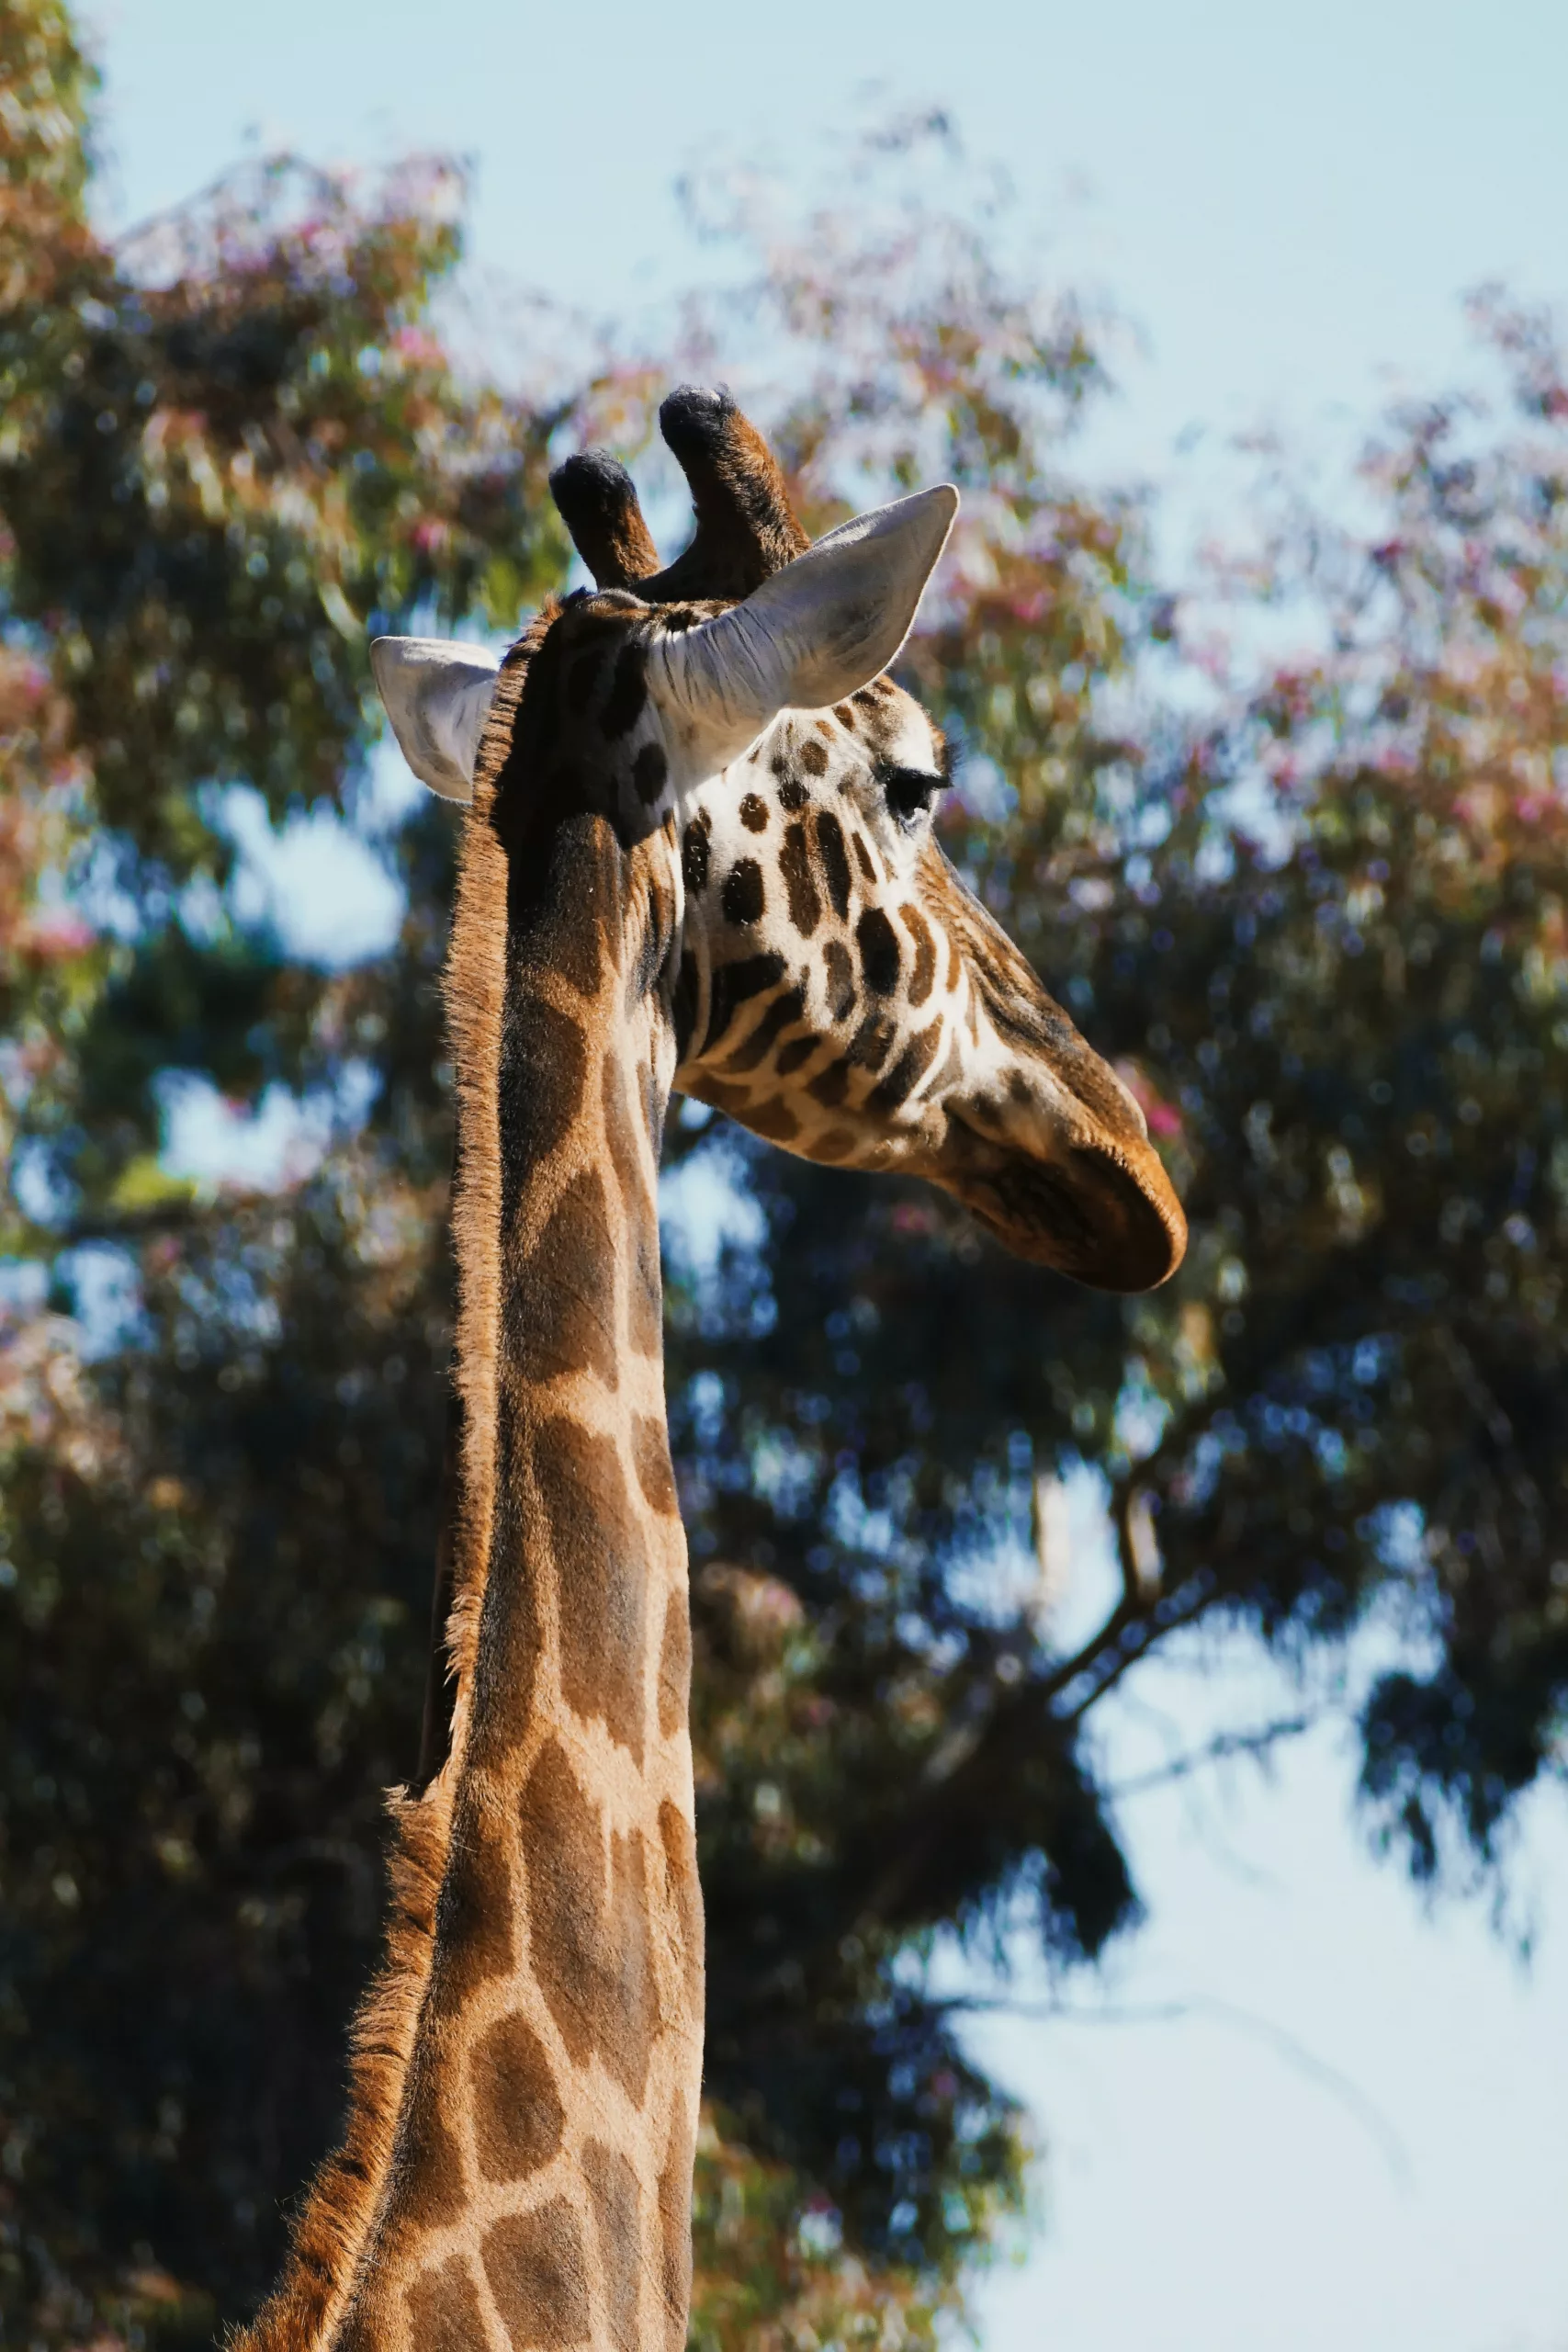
[
  {"xmin": 942, "ymin": 1989, "xmax": 1413, "ymax": 2187},
  {"xmin": 1107, "ymin": 1712, "xmax": 1317, "ymax": 1800}
]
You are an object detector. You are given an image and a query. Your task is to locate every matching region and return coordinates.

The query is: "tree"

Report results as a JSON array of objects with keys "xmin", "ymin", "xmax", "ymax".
[
  {"xmin": 0, "ymin": 9, "xmax": 562, "ymax": 2337},
  {"xmin": 4, "ymin": 17, "xmax": 1567, "ymax": 2348}
]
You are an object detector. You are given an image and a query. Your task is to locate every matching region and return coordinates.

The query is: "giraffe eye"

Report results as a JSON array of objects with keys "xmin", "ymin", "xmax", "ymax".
[{"xmin": 878, "ymin": 763, "xmax": 942, "ymax": 825}]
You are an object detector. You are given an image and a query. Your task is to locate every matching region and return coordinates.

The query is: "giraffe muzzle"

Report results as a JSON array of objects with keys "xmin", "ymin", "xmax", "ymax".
[{"xmin": 943, "ymin": 1114, "xmax": 1187, "ymax": 1291}]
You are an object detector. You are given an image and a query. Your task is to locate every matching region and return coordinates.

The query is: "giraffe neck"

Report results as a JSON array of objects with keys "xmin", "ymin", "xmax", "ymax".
[{"xmin": 241, "ymin": 624, "xmax": 701, "ymax": 2352}]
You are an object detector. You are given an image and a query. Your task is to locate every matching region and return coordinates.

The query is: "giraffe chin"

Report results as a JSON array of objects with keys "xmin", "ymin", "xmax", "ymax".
[{"xmin": 946, "ymin": 1137, "xmax": 1187, "ymax": 1292}]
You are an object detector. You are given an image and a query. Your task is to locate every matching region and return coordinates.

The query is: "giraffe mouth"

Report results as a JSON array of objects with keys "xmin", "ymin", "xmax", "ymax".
[{"xmin": 944, "ymin": 1130, "xmax": 1187, "ymax": 1291}]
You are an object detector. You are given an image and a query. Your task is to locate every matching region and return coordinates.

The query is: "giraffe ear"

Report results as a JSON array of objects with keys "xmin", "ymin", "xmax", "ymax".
[
  {"xmin": 649, "ymin": 484, "xmax": 958, "ymax": 771},
  {"xmin": 370, "ymin": 637, "xmax": 501, "ymax": 804}
]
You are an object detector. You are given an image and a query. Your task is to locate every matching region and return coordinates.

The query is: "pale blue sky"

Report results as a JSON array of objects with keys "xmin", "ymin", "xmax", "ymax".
[
  {"xmin": 88, "ymin": 0, "xmax": 1568, "ymax": 503},
  {"xmin": 84, "ymin": 6, "xmax": 1568, "ymax": 2346}
]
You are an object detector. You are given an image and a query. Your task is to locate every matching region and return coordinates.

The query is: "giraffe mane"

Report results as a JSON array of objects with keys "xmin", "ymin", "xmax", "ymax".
[
  {"xmin": 234, "ymin": 611, "xmax": 555, "ymax": 2352},
  {"xmin": 440, "ymin": 609, "xmax": 553, "ymax": 1701}
]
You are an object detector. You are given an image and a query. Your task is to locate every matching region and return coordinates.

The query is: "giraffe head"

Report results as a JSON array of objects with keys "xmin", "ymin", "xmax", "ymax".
[{"xmin": 375, "ymin": 389, "xmax": 1186, "ymax": 1291}]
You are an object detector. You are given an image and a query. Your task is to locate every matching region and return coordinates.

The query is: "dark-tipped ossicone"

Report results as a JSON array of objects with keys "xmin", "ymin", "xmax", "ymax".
[
  {"xmin": 548, "ymin": 385, "xmax": 809, "ymax": 602},
  {"xmin": 547, "ymin": 448, "xmax": 660, "ymax": 591}
]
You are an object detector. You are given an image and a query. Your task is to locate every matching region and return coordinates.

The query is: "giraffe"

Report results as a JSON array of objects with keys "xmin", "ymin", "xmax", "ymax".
[{"xmin": 239, "ymin": 387, "xmax": 1186, "ymax": 2352}]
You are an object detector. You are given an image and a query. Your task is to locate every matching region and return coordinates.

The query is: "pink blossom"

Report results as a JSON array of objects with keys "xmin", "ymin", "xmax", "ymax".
[
  {"xmin": 890, "ymin": 1202, "xmax": 938, "ymax": 1237},
  {"xmin": 1117, "ymin": 1060, "xmax": 1183, "ymax": 1141},
  {"xmin": 22, "ymin": 910, "xmax": 93, "ymax": 958},
  {"xmin": 392, "ymin": 326, "xmax": 444, "ymax": 368}
]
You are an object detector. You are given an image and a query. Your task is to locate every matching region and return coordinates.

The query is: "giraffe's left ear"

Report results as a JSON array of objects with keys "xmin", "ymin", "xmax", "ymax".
[
  {"xmin": 649, "ymin": 485, "xmax": 958, "ymax": 773},
  {"xmin": 370, "ymin": 637, "xmax": 501, "ymax": 804}
]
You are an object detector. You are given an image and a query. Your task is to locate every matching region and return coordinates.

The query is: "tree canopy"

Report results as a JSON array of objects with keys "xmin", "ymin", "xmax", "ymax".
[{"xmin": 2, "ymin": 10, "xmax": 1566, "ymax": 2346}]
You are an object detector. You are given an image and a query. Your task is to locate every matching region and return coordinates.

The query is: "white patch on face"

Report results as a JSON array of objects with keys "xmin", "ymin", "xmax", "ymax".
[
  {"xmin": 668, "ymin": 688, "xmax": 968, "ymax": 1102},
  {"xmin": 866, "ymin": 690, "xmax": 944, "ymax": 774},
  {"xmin": 672, "ymin": 691, "xmax": 944, "ymax": 885}
]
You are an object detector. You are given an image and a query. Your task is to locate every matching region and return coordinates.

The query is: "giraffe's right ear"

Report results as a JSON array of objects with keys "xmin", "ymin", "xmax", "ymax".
[
  {"xmin": 370, "ymin": 637, "xmax": 501, "ymax": 804},
  {"xmin": 649, "ymin": 484, "xmax": 958, "ymax": 774}
]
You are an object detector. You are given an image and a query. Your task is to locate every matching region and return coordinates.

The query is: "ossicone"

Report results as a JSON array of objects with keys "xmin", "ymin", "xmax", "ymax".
[{"xmin": 548, "ymin": 385, "xmax": 809, "ymax": 600}]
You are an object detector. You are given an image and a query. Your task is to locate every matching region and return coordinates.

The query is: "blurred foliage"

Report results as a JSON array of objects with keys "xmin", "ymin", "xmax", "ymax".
[{"xmin": 2, "ymin": 18, "xmax": 1566, "ymax": 2350}]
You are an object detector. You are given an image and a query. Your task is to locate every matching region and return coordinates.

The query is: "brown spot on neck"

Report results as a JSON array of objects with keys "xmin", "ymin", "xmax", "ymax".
[
  {"xmin": 402, "ymin": 2256, "xmax": 489, "ymax": 2352},
  {"xmin": 539, "ymin": 1417, "xmax": 649, "ymax": 1761},
  {"xmin": 482, "ymin": 2201, "xmax": 592, "ymax": 2348},
  {"xmin": 585, "ymin": 2141, "xmax": 643, "ymax": 2347},
  {"xmin": 470, "ymin": 2011, "xmax": 564, "ymax": 2183},
  {"xmin": 519, "ymin": 1739, "xmax": 661, "ymax": 2105}
]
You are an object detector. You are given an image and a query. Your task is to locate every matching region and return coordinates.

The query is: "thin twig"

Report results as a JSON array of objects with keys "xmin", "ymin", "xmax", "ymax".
[
  {"xmin": 1108, "ymin": 1712, "xmax": 1317, "ymax": 1800},
  {"xmin": 1059, "ymin": 1585, "xmax": 1216, "ymax": 1723},
  {"xmin": 944, "ymin": 1990, "xmax": 1414, "ymax": 2188}
]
